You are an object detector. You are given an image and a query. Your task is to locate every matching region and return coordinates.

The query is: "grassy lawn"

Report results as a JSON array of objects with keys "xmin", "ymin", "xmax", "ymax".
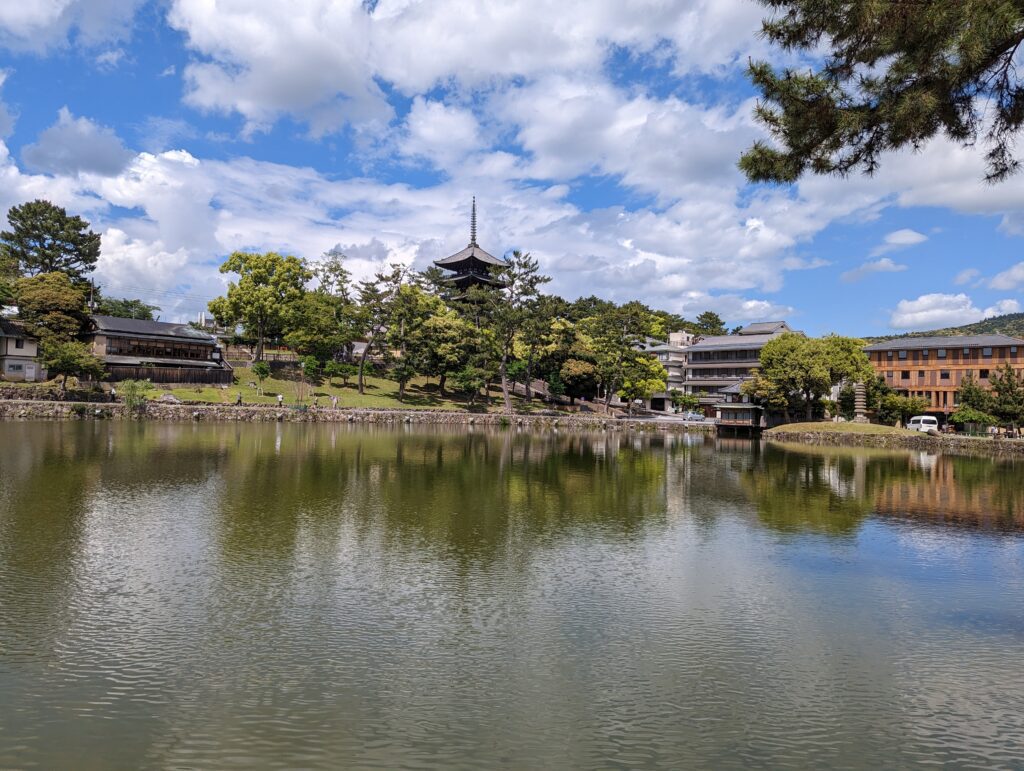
[
  {"xmin": 145, "ymin": 373, "xmax": 533, "ymax": 412},
  {"xmin": 765, "ymin": 421, "xmax": 920, "ymax": 437}
]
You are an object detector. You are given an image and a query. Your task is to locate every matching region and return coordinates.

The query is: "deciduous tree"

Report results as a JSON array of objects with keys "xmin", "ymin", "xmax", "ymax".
[
  {"xmin": 208, "ymin": 251, "xmax": 310, "ymax": 362},
  {"xmin": 15, "ymin": 272, "xmax": 90, "ymax": 343}
]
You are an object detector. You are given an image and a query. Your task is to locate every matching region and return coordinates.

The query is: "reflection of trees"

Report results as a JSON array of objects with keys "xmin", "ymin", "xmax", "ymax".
[
  {"xmin": 746, "ymin": 442, "xmax": 1024, "ymax": 534},
  {"xmin": 212, "ymin": 426, "xmax": 671, "ymax": 568},
  {"xmin": 0, "ymin": 424, "xmax": 102, "ymax": 656}
]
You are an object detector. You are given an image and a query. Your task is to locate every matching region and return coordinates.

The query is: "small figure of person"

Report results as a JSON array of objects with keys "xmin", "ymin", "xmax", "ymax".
[
  {"xmin": 110, "ymin": 386, "xmax": 117, "ymax": 403},
  {"xmin": 277, "ymin": 393, "xmax": 284, "ymax": 407},
  {"xmin": 235, "ymin": 392, "xmax": 243, "ymax": 406},
  {"xmin": 331, "ymin": 395, "xmax": 338, "ymax": 410}
]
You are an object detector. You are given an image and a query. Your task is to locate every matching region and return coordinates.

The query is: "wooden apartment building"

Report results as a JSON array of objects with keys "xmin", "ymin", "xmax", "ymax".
[{"xmin": 863, "ymin": 334, "xmax": 1024, "ymax": 415}]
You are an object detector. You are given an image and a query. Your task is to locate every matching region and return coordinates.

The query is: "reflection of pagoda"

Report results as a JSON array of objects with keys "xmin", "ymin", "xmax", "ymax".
[{"xmin": 434, "ymin": 197, "xmax": 508, "ymax": 292}]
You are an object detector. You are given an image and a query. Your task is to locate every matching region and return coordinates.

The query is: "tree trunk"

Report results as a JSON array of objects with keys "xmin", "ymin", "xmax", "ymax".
[
  {"xmin": 499, "ymin": 354, "xmax": 512, "ymax": 413},
  {"xmin": 524, "ymin": 355, "xmax": 534, "ymax": 401},
  {"xmin": 438, "ymin": 373, "xmax": 447, "ymax": 396},
  {"xmin": 805, "ymin": 391, "xmax": 813, "ymax": 421},
  {"xmin": 255, "ymin": 319, "xmax": 265, "ymax": 362},
  {"xmin": 358, "ymin": 331, "xmax": 375, "ymax": 395},
  {"xmin": 398, "ymin": 380, "xmax": 406, "ymax": 400}
]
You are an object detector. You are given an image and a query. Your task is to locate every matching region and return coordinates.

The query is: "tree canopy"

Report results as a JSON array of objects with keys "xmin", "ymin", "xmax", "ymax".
[
  {"xmin": 1, "ymin": 200, "xmax": 100, "ymax": 281},
  {"xmin": 208, "ymin": 250, "xmax": 310, "ymax": 361},
  {"xmin": 741, "ymin": 1, "xmax": 1024, "ymax": 183}
]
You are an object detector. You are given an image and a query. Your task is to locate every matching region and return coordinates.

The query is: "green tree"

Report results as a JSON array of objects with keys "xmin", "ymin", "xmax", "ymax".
[
  {"xmin": 208, "ymin": 251, "xmax": 310, "ymax": 362},
  {"xmin": 670, "ymin": 389, "xmax": 700, "ymax": 413},
  {"xmin": 877, "ymin": 394, "xmax": 930, "ymax": 427},
  {"xmin": 15, "ymin": 272, "xmax": 90, "ymax": 343},
  {"xmin": 949, "ymin": 405, "xmax": 999, "ymax": 431},
  {"xmin": 94, "ymin": 296, "xmax": 160, "ymax": 320},
  {"xmin": 284, "ymin": 290, "xmax": 358, "ymax": 362},
  {"xmin": 42, "ymin": 340, "xmax": 104, "ymax": 394},
  {"xmin": 0, "ymin": 200, "xmax": 100, "ymax": 281},
  {"xmin": 560, "ymin": 358, "xmax": 599, "ymax": 404},
  {"xmin": 119, "ymin": 379, "xmax": 153, "ymax": 412},
  {"xmin": 694, "ymin": 310, "xmax": 726, "ymax": 336},
  {"xmin": 618, "ymin": 356, "xmax": 668, "ymax": 416},
  {"xmin": 390, "ymin": 358, "xmax": 418, "ymax": 400},
  {"xmin": 754, "ymin": 333, "xmax": 830, "ymax": 421},
  {"xmin": 481, "ymin": 250, "xmax": 550, "ymax": 412},
  {"xmin": 451, "ymin": 365, "xmax": 489, "ymax": 406},
  {"xmin": 407, "ymin": 309, "xmax": 472, "ymax": 395},
  {"xmin": 354, "ymin": 265, "xmax": 406, "ymax": 395},
  {"xmin": 957, "ymin": 372, "xmax": 994, "ymax": 412},
  {"xmin": 583, "ymin": 301, "xmax": 658, "ymax": 411},
  {"xmin": 251, "ymin": 361, "xmax": 271, "ymax": 395},
  {"xmin": 300, "ymin": 355, "xmax": 321, "ymax": 384},
  {"xmin": 989, "ymin": 364, "xmax": 1024, "ymax": 432},
  {"xmin": 740, "ymin": 1, "xmax": 1024, "ymax": 183}
]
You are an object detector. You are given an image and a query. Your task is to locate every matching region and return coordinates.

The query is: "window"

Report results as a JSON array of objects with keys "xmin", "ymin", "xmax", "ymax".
[
  {"xmin": 14, "ymin": 338, "xmax": 24, "ymax": 349},
  {"xmin": 7, "ymin": 363, "xmax": 23, "ymax": 372},
  {"xmin": 980, "ymin": 369, "xmax": 990, "ymax": 379},
  {"xmin": 963, "ymin": 347, "xmax": 971, "ymax": 356},
  {"xmin": 898, "ymin": 350, "xmax": 908, "ymax": 360},
  {"xmin": 940, "ymin": 370, "xmax": 950, "ymax": 380},
  {"xmin": 885, "ymin": 371, "xmax": 893, "ymax": 379},
  {"xmin": 1012, "ymin": 346, "xmax": 1019, "ymax": 355},
  {"xmin": 921, "ymin": 350, "xmax": 929, "ymax": 359},
  {"xmin": 937, "ymin": 349, "xmax": 947, "ymax": 359},
  {"xmin": 901, "ymin": 370, "xmax": 910, "ymax": 380},
  {"xmin": 918, "ymin": 370, "xmax": 925, "ymax": 379},
  {"xmin": 887, "ymin": 351, "xmax": 893, "ymax": 359},
  {"xmin": 983, "ymin": 347, "xmax": 993, "ymax": 358}
]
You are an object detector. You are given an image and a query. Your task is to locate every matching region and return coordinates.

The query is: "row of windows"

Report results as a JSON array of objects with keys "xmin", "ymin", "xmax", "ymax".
[
  {"xmin": 105, "ymin": 338, "xmax": 215, "ymax": 361},
  {"xmin": 690, "ymin": 350, "xmax": 760, "ymax": 362},
  {"xmin": 892, "ymin": 369, "xmax": 978, "ymax": 381},
  {"xmin": 882, "ymin": 345, "xmax": 1019, "ymax": 362}
]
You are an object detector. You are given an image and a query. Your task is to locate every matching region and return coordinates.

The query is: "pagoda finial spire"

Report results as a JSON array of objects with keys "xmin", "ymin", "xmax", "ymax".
[{"xmin": 470, "ymin": 196, "xmax": 477, "ymax": 245}]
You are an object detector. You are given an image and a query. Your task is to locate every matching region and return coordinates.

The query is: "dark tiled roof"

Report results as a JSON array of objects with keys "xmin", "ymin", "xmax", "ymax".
[
  {"xmin": 738, "ymin": 321, "xmax": 791, "ymax": 335},
  {"xmin": 688, "ymin": 332, "xmax": 783, "ymax": 352},
  {"xmin": 90, "ymin": 315, "xmax": 216, "ymax": 343},
  {"xmin": 0, "ymin": 318, "xmax": 29, "ymax": 338},
  {"xmin": 434, "ymin": 243, "xmax": 508, "ymax": 268},
  {"xmin": 864, "ymin": 334, "xmax": 1024, "ymax": 351}
]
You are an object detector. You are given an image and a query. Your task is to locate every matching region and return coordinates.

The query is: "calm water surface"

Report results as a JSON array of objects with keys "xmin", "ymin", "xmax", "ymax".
[{"xmin": 1, "ymin": 422, "xmax": 1023, "ymax": 769}]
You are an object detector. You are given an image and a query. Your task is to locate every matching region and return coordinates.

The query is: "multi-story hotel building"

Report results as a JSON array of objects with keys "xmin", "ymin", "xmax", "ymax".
[
  {"xmin": 863, "ymin": 334, "xmax": 1024, "ymax": 415},
  {"xmin": 642, "ymin": 330, "xmax": 696, "ymax": 412},
  {"xmin": 684, "ymin": 321, "xmax": 795, "ymax": 415}
]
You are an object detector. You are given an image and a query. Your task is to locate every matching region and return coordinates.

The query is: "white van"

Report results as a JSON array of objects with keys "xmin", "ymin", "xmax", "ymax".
[{"xmin": 907, "ymin": 415, "xmax": 939, "ymax": 433}]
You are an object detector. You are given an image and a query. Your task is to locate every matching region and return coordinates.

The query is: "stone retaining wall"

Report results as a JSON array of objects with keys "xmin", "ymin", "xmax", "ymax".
[
  {"xmin": 0, "ymin": 399, "xmax": 714, "ymax": 433},
  {"xmin": 766, "ymin": 430, "xmax": 1024, "ymax": 458}
]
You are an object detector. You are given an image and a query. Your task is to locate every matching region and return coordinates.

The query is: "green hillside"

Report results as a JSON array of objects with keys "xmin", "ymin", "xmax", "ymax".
[{"xmin": 866, "ymin": 312, "xmax": 1024, "ymax": 342}]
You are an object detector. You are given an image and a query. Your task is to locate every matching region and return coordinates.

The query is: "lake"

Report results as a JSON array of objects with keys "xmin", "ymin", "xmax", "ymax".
[{"xmin": 1, "ymin": 422, "xmax": 1023, "ymax": 769}]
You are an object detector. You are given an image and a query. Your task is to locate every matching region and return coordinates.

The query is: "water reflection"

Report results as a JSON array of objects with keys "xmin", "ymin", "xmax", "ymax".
[
  {"xmin": 744, "ymin": 442, "xmax": 1024, "ymax": 534},
  {"xmin": 2, "ymin": 423, "xmax": 1023, "ymax": 769}
]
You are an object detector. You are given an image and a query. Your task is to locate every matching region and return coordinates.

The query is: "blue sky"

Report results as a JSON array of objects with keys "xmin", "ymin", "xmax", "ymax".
[{"xmin": 0, "ymin": 0, "xmax": 1022, "ymax": 335}]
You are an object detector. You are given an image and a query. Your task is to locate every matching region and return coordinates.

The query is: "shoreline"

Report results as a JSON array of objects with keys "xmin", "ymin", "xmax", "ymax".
[
  {"xmin": 765, "ymin": 428, "xmax": 1024, "ymax": 458},
  {"xmin": 0, "ymin": 398, "xmax": 714, "ymax": 433}
]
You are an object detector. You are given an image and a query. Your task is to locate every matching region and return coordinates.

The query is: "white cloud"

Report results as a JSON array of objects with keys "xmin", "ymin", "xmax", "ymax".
[
  {"xmin": 160, "ymin": 65, "xmax": 176, "ymax": 77},
  {"xmin": 95, "ymin": 48, "xmax": 126, "ymax": 70},
  {"xmin": 989, "ymin": 261, "xmax": 1024, "ymax": 290},
  {"xmin": 0, "ymin": 0, "xmax": 142, "ymax": 52},
  {"xmin": 954, "ymin": 268, "xmax": 980, "ymax": 285},
  {"xmin": 22, "ymin": 107, "xmax": 133, "ymax": 176},
  {"xmin": 870, "ymin": 228, "xmax": 927, "ymax": 257},
  {"xmin": 841, "ymin": 257, "xmax": 908, "ymax": 283},
  {"xmin": 399, "ymin": 98, "xmax": 482, "ymax": 169},
  {"xmin": 0, "ymin": 71, "xmax": 14, "ymax": 138},
  {"xmin": 889, "ymin": 293, "xmax": 1021, "ymax": 330}
]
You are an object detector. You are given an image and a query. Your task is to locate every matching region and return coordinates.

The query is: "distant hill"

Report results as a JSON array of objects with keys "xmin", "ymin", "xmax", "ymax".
[{"xmin": 865, "ymin": 312, "xmax": 1024, "ymax": 343}]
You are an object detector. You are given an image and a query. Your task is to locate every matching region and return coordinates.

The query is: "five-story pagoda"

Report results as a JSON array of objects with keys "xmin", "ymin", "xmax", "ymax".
[{"xmin": 434, "ymin": 197, "xmax": 508, "ymax": 293}]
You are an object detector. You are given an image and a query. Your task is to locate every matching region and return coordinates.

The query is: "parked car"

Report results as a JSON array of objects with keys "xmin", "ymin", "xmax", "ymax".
[
  {"xmin": 907, "ymin": 415, "xmax": 939, "ymax": 433},
  {"xmin": 681, "ymin": 412, "xmax": 706, "ymax": 422}
]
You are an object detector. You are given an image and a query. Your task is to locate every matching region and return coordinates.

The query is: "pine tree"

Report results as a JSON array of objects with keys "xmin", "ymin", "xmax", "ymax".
[
  {"xmin": 1, "ymin": 200, "xmax": 101, "ymax": 281},
  {"xmin": 741, "ymin": 1, "xmax": 1024, "ymax": 183}
]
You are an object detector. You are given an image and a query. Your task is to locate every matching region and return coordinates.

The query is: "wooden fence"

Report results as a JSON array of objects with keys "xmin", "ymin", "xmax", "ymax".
[{"xmin": 106, "ymin": 366, "xmax": 235, "ymax": 385}]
